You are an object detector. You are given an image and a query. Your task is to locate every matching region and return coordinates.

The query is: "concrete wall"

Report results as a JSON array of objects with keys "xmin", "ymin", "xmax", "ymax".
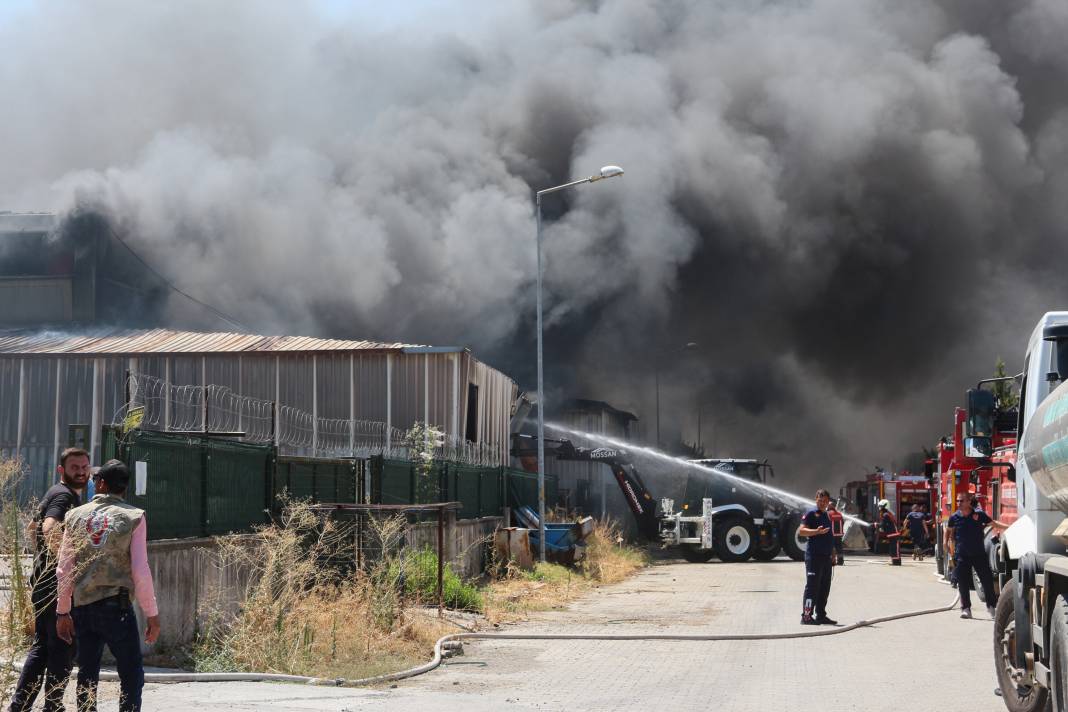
[
  {"xmin": 144, "ymin": 535, "xmax": 256, "ymax": 652},
  {"xmin": 408, "ymin": 515, "xmax": 502, "ymax": 579},
  {"xmin": 141, "ymin": 516, "xmax": 503, "ymax": 649}
]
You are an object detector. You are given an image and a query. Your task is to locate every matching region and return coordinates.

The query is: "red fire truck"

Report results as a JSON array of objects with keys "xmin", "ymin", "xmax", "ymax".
[
  {"xmin": 933, "ymin": 382, "xmax": 1019, "ymax": 577},
  {"xmin": 841, "ymin": 471, "xmax": 933, "ymax": 550}
]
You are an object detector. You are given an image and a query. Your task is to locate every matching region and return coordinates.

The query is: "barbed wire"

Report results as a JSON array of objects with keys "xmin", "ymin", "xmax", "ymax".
[{"xmin": 122, "ymin": 373, "xmax": 503, "ymax": 466}]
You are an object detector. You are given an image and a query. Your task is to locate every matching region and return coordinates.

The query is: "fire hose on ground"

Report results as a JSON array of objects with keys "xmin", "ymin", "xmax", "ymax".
[{"xmin": 12, "ymin": 594, "xmax": 961, "ymax": 687}]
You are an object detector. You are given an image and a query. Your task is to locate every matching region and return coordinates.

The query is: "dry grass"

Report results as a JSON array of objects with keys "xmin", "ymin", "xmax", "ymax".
[
  {"xmin": 483, "ymin": 518, "xmax": 647, "ymax": 624},
  {"xmin": 0, "ymin": 459, "xmax": 33, "ymax": 708},
  {"xmin": 192, "ymin": 500, "xmax": 460, "ymax": 680}
]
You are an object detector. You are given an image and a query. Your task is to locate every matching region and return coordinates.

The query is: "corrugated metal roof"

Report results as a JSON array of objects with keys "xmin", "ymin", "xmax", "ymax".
[{"xmin": 0, "ymin": 327, "xmax": 425, "ymax": 355}]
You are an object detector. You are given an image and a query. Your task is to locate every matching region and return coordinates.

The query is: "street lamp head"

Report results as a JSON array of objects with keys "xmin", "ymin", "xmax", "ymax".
[
  {"xmin": 683, "ymin": 342, "xmax": 698, "ymax": 350},
  {"xmin": 588, "ymin": 165, "xmax": 625, "ymax": 183}
]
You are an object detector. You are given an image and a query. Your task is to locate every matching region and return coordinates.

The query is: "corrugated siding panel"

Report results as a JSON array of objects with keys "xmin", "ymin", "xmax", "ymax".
[
  {"xmin": 0, "ymin": 359, "xmax": 20, "ymax": 459},
  {"xmin": 353, "ymin": 354, "xmax": 387, "ymax": 423},
  {"xmin": 22, "ymin": 358, "xmax": 58, "ymax": 494},
  {"xmin": 390, "ymin": 353, "xmax": 425, "ymax": 434},
  {"xmin": 239, "ymin": 355, "xmax": 276, "ymax": 402},
  {"xmin": 315, "ymin": 354, "xmax": 351, "ymax": 419},
  {"xmin": 58, "ymin": 358, "xmax": 94, "ymax": 448}
]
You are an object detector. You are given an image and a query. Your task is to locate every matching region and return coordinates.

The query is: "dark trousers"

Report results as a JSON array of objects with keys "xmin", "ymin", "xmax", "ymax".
[
  {"xmin": 10, "ymin": 605, "xmax": 75, "ymax": 712},
  {"xmin": 955, "ymin": 553, "xmax": 997, "ymax": 611},
  {"xmin": 833, "ymin": 537, "xmax": 844, "ymax": 563},
  {"xmin": 802, "ymin": 555, "xmax": 833, "ymax": 620},
  {"xmin": 71, "ymin": 598, "xmax": 144, "ymax": 712}
]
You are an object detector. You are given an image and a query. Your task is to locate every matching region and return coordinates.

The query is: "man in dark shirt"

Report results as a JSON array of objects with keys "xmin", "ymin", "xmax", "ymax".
[
  {"xmin": 945, "ymin": 492, "xmax": 1009, "ymax": 619},
  {"xmin": 904, "ymin": 504, "xmax": 930, "ymax": 561},
  {"xmin": 10, "ymin": 448, "xmax": 89, "ymax": 712},
  {"xmin": 799, "ymin": 488, "xmax": 837, "ymax": 625}
]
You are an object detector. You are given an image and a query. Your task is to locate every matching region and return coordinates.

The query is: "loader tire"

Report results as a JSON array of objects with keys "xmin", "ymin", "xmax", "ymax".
[
  {"xmin": 781, "ymin": 514, "xmax": 807, "ymax": 562},
  {"xmin": 994, "ymin": 579, "xmax": 1050, "ymax": 712},
  {"xmin": 713, "ymin": 516, "xmax": 755, "ymax": 563},
  {"xmin": 680, "ymin": 546, "xmax": 716, "ymax": 563},
  {"xmin": 751, "ymin": 538, "xmax": 781, "ymax": 561}
]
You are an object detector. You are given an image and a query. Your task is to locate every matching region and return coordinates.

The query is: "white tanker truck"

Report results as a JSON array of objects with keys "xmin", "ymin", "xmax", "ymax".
[{"xmin": 988, "ymin": 312, "xmax": 1068, "ymax": 711}]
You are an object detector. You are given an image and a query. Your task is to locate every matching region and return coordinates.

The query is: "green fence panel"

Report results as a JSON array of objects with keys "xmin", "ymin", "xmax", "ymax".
[
  {"xmin": 376, "ymin": 458, "xmax": 415, "ymax": 505},
  {"xmin": 314, "ymin": 464, "xmax": 339, "ymax": 502},
  {"xmin": 479, "ymin": 469, "xmax": 503, "ymax": 518},
  {"xmin": 101, "ymin": 427, "xmax": 120, "ymax": 463},
  {"xmin": 124, "ymin": 432, "xmax": 206, "ymax": 540},
  {"xmin": 504, "ymin": 467, "xmax": 557, "ymax": 515},
  {"xmin": 205, "ymin": 439, "xmax": 271, "ymax": 536},
  {"xmin": 452, "ymin": 465, "xmax": 483, "ymax": 519}
]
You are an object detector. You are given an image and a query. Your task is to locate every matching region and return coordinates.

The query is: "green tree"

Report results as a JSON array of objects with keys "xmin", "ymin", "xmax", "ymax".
[{"xmin": 992, "ymin": 357, "xmax": 1020, "ymax": 409}]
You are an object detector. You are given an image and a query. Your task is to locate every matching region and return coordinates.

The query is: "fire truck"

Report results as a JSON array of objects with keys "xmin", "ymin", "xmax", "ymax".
[
  {"xmin": 932, "ymin": 385, "xmax": 1019, "ymax": 582},
  {"xmin": 841, "ymin": 471, "xmax": 933, "ymax": 550}
]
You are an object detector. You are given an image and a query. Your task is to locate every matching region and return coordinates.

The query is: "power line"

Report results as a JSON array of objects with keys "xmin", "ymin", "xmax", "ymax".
[{"xmin": 106, "ymin": 227, "xmax": 249, "ymax": 331}]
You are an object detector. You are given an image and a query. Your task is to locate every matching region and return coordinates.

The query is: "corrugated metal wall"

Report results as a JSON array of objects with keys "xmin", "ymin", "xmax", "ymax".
[
  {"xmin": 549, "ymin": 407, "xmax": 638, "ymax": 530},
  {"xmin": 1, "ymin": 349, "xmax": 516, "ymax": 501}
]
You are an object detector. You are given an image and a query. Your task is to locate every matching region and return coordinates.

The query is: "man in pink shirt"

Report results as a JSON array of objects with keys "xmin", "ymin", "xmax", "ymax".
[{"xmin": 55, "ymin": 460, "xmax": 159, "ymax": 712}]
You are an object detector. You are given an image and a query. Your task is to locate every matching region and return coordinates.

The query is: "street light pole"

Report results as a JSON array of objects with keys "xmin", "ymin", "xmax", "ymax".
[{"xmin": 535, "ymin": 165, "xmax": 624, "ymax": 563}]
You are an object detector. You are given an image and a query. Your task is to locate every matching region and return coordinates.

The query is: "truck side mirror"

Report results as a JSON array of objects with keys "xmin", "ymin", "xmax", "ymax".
[
  {"xmin": 966, "ymin": 389, "xmax": 996, "ymax": 438},
  {"xmin": 1042, "ymin": 324, "xmax": 1068, "ymax": 381},
  {"xmin": 964, "ymin": 437, "xmax": 992, "ymax": 459}
]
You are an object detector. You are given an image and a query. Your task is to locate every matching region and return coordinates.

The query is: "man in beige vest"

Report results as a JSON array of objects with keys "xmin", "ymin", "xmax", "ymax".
[{"xmin": 55, "ymin": 460, "xmax": 159, "ymax": 712}]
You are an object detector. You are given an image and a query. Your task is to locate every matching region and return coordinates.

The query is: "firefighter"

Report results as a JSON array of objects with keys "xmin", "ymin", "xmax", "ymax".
[
  {"xmin": 945, "ymin": 492, "xmax": 1009, "ymax": 619},
  {"xmin": 903, "ymin": 503, "xmax": 931, "ymax": 561},
  {"xmin": 877, "ymin": 499, "xmax": 901, "ymax": 564},
  {"xmin": 55, "ymin": 460, "xmax": 160, "ymax": 712},
  {"xmin": 798, "ymin": 488, "xmax": 837, "ymax": 625},
  {"xmin": 827, "ymin": 498, "xmax": 845, "ymax": 565}
]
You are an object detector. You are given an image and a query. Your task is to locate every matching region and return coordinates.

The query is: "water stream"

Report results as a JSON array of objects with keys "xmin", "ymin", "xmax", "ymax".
[{"xmin": 545, "ymin": 422, "xmax": 871, "ymax": 528}]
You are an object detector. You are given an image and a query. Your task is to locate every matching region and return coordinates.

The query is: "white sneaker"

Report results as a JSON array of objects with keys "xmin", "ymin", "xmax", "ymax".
[
  {"xmin": 960, "ymin": 608, "xmax": 972, "ymax": 619},
  {"xmin": 988, "ymin": 605, "xmax": 997, "ymax": 618}
]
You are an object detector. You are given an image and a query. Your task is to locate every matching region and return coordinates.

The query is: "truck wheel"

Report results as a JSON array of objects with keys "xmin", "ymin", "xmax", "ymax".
[
  {"xmin": 752, "ymin": 538, "xmax": 781, "ymax": 561},
  {"xmin": 713, "ymin": 516, "xmax": 756, "ymax": 563},
  {"xmin": 994, "ymin": 579, "xmax": 1049, "ymax": 712},
  {"xmin": 680, "ymin": 546, "xmax": 716, "ymax": 563},
  {"xmin": 1053, "ymin": 594, "xmax": 1068, "ymax": 712},
  {"xmin": 781, "ymin": 515, "xmax": 806, "ymax": 562}
]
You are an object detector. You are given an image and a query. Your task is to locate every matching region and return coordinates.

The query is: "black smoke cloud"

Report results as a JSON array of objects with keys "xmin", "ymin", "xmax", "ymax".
[{"xmin": 3, "ymin": 0, "xmax": 1068, "ymax": 490}]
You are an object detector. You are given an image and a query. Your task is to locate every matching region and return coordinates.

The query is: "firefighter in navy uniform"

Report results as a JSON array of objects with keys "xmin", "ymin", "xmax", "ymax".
[
  {"xmin": 944, "ymin": 493, "xmax": 1009, "ymax": 619},
  {"xmin": 55, "ymin": 461, "xmax": 160, "ymax": 712},
  {"xmin": 799, "ymin": 489, "xmax": 837, "ymax": 625}
]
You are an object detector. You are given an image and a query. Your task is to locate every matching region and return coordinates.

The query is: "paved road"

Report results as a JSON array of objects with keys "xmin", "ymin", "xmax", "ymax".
[{"xmin": 97, "ymin": 553, "xmax": 1004, "ymax": 711}]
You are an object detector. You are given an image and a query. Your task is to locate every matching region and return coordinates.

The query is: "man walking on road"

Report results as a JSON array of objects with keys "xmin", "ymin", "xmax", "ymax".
[
  {"xmin": 9, "ymin": 448, "xmax": 89, "ymax": 712},
  {"xmin": 945, "ymin": 493, "xmax": 1008, "ymax": 619},
  {"xmin": 904, "ymin": 503, "xmax": 930, "ymax": 561},
  {"xmin": 799, "ymin": 488, "xmax": 837, "ymax": 625},
  {"xmin": 55, "ymin": 460, "xmax": 160, "ymax": 712}
]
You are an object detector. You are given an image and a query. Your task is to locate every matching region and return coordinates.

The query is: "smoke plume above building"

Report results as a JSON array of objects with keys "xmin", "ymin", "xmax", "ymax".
[{"xmin": 4, "ymin": 0, "xmax": 1068, "ymax": 487}]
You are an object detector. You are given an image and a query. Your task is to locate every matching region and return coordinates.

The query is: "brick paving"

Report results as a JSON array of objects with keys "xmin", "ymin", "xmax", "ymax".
[{"xmin": 121, "ymin": 553, "xmax": 1004, "ymax": 711}]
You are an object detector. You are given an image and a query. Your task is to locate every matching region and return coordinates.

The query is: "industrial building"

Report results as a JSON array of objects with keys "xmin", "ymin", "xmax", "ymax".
[
  {"xmin": 549, "ymin": 398, "xmax": 639, "ymax": 524},
  {"xmin": 0, "ymin": 327, "xmax": 517, "ymax": 499}
]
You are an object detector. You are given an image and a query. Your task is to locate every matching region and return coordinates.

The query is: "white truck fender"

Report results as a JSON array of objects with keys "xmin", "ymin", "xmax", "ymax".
[{"xmin": 1003, "ymin": 516, "xmax": 1039, "ymax": 561}]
